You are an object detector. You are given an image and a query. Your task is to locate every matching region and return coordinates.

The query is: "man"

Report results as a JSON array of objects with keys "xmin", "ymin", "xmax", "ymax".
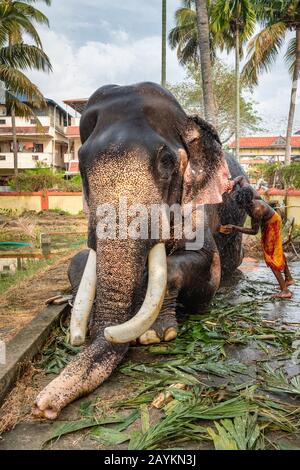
[{"xmin": 220, "ymin": 176, "xmax": 295, "ymax": 299}]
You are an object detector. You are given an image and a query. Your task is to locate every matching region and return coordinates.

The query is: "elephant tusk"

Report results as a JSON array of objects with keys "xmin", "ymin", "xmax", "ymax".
[
  {"xmin": 70, "ymin": 249, "xmax": 97, "ymax": 346},
  {"xmin": 104, "ymin": 243, "xmax": 167, "ymax": 344}
]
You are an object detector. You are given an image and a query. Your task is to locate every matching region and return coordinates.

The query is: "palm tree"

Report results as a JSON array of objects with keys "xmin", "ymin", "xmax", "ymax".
[
  {"xmin": 161, "ymin": 0, "xmax": 167, "ymax": 87},
  {"xmin": 169, "ymin": 1, "xmax": 200, "ymax": 66},
  {"xmin": 0, "ymin": 0, "xmax": 52, "ymax": 179},
  {"xmin": 195, "ymin": 0, "xmax": 216, "ymax": 125},
  {"xmin": 169, "ymin": 0, "xmax": 220, "ymax": 66},
  {"xmin": 212, "ymin": 0, "xmax": 256, "ymax": 162},
  {"xmin": 243, "ymin": 0, "xmax": 300, "ymax": 165}
]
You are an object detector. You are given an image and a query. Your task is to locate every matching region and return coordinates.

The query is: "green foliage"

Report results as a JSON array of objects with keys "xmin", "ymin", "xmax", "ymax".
[
  {"xmin": 251, "ymin": 162, "xmax": 300, "ymax": 189},
  {"xmin": 38, "ymin": 323, "xmax": 82, "ymax": 374},
  {"xmin": 41, "ymin": 283, "xmax": 300, "ymax": 450},
  {"xmin": 207, "ymin": 414, "xmax": 264, "ymax": 450},
  {"xmin": 0, "ymin": 256, "xmax": 55, "ymax": 295},
  {"xmin": 0, "ymin": 1, "xmax": 52, "ymax": 119},
  {"xmin": 168, "ymin": 60, "xmax": 263, "ymax": 143},
  {"xmin": 8, "ymin": 167, "xmax": 82, "ymax": 192},
  {"xmin": 243, "ymin": 0, "xmax": 300, "ymax": 85}
]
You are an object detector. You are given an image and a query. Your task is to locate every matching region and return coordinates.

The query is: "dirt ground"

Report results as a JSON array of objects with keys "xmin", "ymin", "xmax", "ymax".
[{"xmin": 0, "ymin": 251, "xmax": 77, "ymax": 342}]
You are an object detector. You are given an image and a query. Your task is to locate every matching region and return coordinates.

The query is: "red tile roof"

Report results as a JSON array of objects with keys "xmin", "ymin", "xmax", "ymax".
[
  {"xmin": 66, "ymin": 126, "xmax": 80, "ymax": 136},
  {"xmin": 0, "ymin": 126, "xmax": 50, "ymax": 135},
  {"xmin": 229, "ymin": 136, "xmax": 300, "ymax": 149}
]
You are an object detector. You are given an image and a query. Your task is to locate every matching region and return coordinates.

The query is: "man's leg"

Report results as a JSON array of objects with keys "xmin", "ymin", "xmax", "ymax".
[
  {"xmin": 271, "ymin": 267, "xmax": 292, "ymax": 298},
  {"xmin": 283, "ymin": 257, "xmax": 295, "ymax": 286}
]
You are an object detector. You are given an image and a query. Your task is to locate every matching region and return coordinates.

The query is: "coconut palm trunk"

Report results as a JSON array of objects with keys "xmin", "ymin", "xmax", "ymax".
[
  {"xmin": 11, "ymin": 105, "xmax": 18, "ymax": 180},
  {"xmin": 235, "ymin": 27, "xmax": 241, "ymax": 162},
  {"xmin": 285, "ymin": 28, "xmax": 300, "ymax": 166},
  {"xmin": 195, "ymin": 0, "xmax": 216, "ymax": 126},
  {"xmin": 161, "ymin": 0, "xmax": 167, "ymax": 88},
  {"xmin": 8, "ymin": 34, "xmax": 19, "ymax": 183}
]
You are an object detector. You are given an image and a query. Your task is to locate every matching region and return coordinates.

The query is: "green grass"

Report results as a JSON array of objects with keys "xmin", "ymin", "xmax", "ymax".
[
  {"xmin": 0, "ymin": 257, "xmax": 59, "ymax": 295},
  {"xmin": 0, "ymin": 236, "xmax": 86, "ymax": 295}
]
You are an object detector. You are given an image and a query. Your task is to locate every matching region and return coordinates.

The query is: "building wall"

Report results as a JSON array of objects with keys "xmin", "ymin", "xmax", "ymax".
[
  {"xmin": 0, "ymin": 102, "xmax": 69, "ymax": 176},
  {"xmin": 267, "ymin": 194, "xmax": 300, "ymax": 225},
  {"xmin": 239, "ymin": 147, "xmax": 300, "ymax": 159}
]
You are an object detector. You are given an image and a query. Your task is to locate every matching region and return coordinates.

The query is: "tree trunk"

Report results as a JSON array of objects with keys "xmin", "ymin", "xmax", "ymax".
[
  {"xmin": 11, "ymin": 105, "xmax": 19, "ymax": 185},
  {"xmin": 161, "ymin": 0, "xmax": 167, "ymax": 88},
  {"xmin": 195, "ymin": 0, "xmax": 216, "ymax": 126},
  {"xmin": 235, "ymin": 28, "xmax": 240, "ymax": 162},
  {"xmin": 9, "ymin": 34, "xmax": 19, "ymax": 185},
  {"xmin": 285, "ymin": 28, "xmax": 300, "ymax": 166}
]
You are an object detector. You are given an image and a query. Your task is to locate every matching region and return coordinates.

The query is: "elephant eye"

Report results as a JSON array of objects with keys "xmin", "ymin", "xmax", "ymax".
[{"xmin": 156, "ymin": 148, "xmax": 178, "ymax": 180}]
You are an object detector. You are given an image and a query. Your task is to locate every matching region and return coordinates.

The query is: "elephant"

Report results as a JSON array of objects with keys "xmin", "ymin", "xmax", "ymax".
[{"xmin": 33, "ymin": 82, "xmax": 246, "ymax": 419}]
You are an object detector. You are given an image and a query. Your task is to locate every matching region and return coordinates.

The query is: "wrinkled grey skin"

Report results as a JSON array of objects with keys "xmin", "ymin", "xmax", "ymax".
[{"xmin": 34, "ymin": 83, "xmax": 246, "ymax": 419}]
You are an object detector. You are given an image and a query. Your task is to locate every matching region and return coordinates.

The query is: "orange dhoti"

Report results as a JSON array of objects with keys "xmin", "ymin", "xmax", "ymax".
[{"xmin": 261, "ymin": 212, "xmax": 286, "ymax": 271}]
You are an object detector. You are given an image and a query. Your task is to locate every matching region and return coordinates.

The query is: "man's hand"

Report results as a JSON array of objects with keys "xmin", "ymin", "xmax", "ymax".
[{"xmin": 219, "ymin": 224, "xmax": 236, "ymax": 234}]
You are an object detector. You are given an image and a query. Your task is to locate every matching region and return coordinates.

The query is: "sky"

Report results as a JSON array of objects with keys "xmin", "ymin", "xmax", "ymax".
[{"xmin": 26, "ymin": 0, "xmax": 300, "ymax": 135}]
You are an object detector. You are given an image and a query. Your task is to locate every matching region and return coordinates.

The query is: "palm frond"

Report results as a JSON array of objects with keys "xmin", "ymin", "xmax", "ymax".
[
  {"xmin": 285, "ymin": 35, "xmax": 297, "ymax": 76},
  {"xmin": 207, "ymin": 414, "xmax": 264, "ymax": 450},
  {"xmin": 21, "ymin": 0, "xmax": 52, "ymax": 5},
  {"xmin": 242, "ymin": 22, "xmax": 287, "ymax": 85},
  {"xmin": 0, "ymin": 65, "xmax": 44, "ymax": 105},
  {"xmin": 6, "ymin": 91, "xmax": 44, "ymax": 126},
  {"xmin": 0, "ymin": 44, "xmax": 52, "ymax": 72}
]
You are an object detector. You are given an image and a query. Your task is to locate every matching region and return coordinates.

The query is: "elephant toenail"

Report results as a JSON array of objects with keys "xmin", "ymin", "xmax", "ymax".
[
  {"xmin": 139, "ymin": 330, "xmax": 161, "ymax": 345},
  {"xmin": 164, "ymin": 327, "xmax": 177, "ymax": 342}
]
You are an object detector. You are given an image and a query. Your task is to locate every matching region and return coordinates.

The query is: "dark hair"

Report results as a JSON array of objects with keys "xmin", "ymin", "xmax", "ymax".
[{"xmin": 235, "ymin": 186, "xmax": 254, "ymax": 209}]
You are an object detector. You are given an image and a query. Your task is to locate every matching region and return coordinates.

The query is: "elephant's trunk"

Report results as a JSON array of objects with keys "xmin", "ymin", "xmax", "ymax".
[{"xmin": 104, "ymin": 242, "xmax": 167, "ymax": 343}]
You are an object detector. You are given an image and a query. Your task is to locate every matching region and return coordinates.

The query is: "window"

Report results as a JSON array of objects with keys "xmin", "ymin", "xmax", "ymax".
[
  {"xmin": 30, "ymin": 119, "xmax": 36, "ymax": 125},
  {"xmin": 32, "ymin": 155, "xmax": 39, "ymax": 161},
  {"xmin": 0, "ymin": 155, "xmax": 6, "ymax": 161},
  {"xmin": 33, "ymin": 143, "xmax": 43, "ymax": 153},
  {"xmin": 0, "ymin": 119, "xmax": 6, "ymax": 125}
]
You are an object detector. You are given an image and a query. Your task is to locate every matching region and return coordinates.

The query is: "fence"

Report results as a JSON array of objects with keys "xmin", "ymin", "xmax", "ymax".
[
  {"xmin": 0, "ymin": 191, "xmax": 83, "ymax": 215},
  {"xmin": 1, "ymin": 189, "xmax": 300, "ymax": 223}
]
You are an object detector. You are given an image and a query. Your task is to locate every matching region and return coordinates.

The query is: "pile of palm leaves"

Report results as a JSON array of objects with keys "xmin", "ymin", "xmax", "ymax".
[{"xmin": 42, "ymin": 288, "xmax": 300, "ymax": 450}]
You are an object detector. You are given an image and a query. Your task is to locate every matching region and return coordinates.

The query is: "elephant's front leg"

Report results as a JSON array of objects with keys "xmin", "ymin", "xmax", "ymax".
[{"xmin": 138, "ymin": 247, "xmax": 221, "ymax": 345}]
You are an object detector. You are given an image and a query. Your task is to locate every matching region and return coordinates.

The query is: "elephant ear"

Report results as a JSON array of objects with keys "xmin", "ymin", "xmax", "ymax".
[{"xmin": 181, "ymin": 116, "xmax": 230, "ymax": 207}]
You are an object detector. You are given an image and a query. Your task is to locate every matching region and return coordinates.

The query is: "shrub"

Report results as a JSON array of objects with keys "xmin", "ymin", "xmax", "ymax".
[
  {"xmin": 8, "ymin": 168, "xmax": 82, "ymax": 192},
  {"xmin": 250, "ymin": 163, "xmax": 300, "ymax": 189}
]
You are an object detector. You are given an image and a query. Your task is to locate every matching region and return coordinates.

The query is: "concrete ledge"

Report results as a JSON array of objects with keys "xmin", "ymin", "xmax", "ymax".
[{"xmin": 0, "ymin": 303, "xmax": 68, "ymax": 405}]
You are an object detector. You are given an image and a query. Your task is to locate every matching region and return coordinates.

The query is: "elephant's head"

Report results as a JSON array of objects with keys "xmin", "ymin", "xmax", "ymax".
[{"xmin": 74, "ymin": 83, "xmax": 230, "ymax": 346}]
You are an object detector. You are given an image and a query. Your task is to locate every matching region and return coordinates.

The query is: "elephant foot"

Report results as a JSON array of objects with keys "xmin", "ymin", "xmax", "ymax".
[
  {"xmin": 138, "ymin": 310, "xmax": 178, "ymax": 345},
  {"xmin": 33, "ymin": 341, "xmax": 126, "ymax": 420}
]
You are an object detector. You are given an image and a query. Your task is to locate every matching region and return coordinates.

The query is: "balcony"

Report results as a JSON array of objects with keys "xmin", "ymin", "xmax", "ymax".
[{"xmin": 0, "ymin": 153, "xmax": 54, "ymax": 170}]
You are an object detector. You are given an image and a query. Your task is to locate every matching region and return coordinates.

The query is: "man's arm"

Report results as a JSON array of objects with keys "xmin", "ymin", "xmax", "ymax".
[{"xmin": 220, "ymin": 218, "xmax": 260, "ymax": 235}]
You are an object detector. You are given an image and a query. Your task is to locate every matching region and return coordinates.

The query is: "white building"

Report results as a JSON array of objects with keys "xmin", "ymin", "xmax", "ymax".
[{"xmin": 0, "ymin": 99, "xmax": 71, "ymax": 182}]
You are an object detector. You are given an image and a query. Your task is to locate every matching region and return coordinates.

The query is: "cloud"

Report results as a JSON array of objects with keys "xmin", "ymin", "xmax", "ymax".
[
  {"xmin": 27, "ymin": 0, "xmax": 299, "ymax": 133},
  {"xmin": 27, "ymin": 28, "xmax": 185, "ymax": 106}
]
